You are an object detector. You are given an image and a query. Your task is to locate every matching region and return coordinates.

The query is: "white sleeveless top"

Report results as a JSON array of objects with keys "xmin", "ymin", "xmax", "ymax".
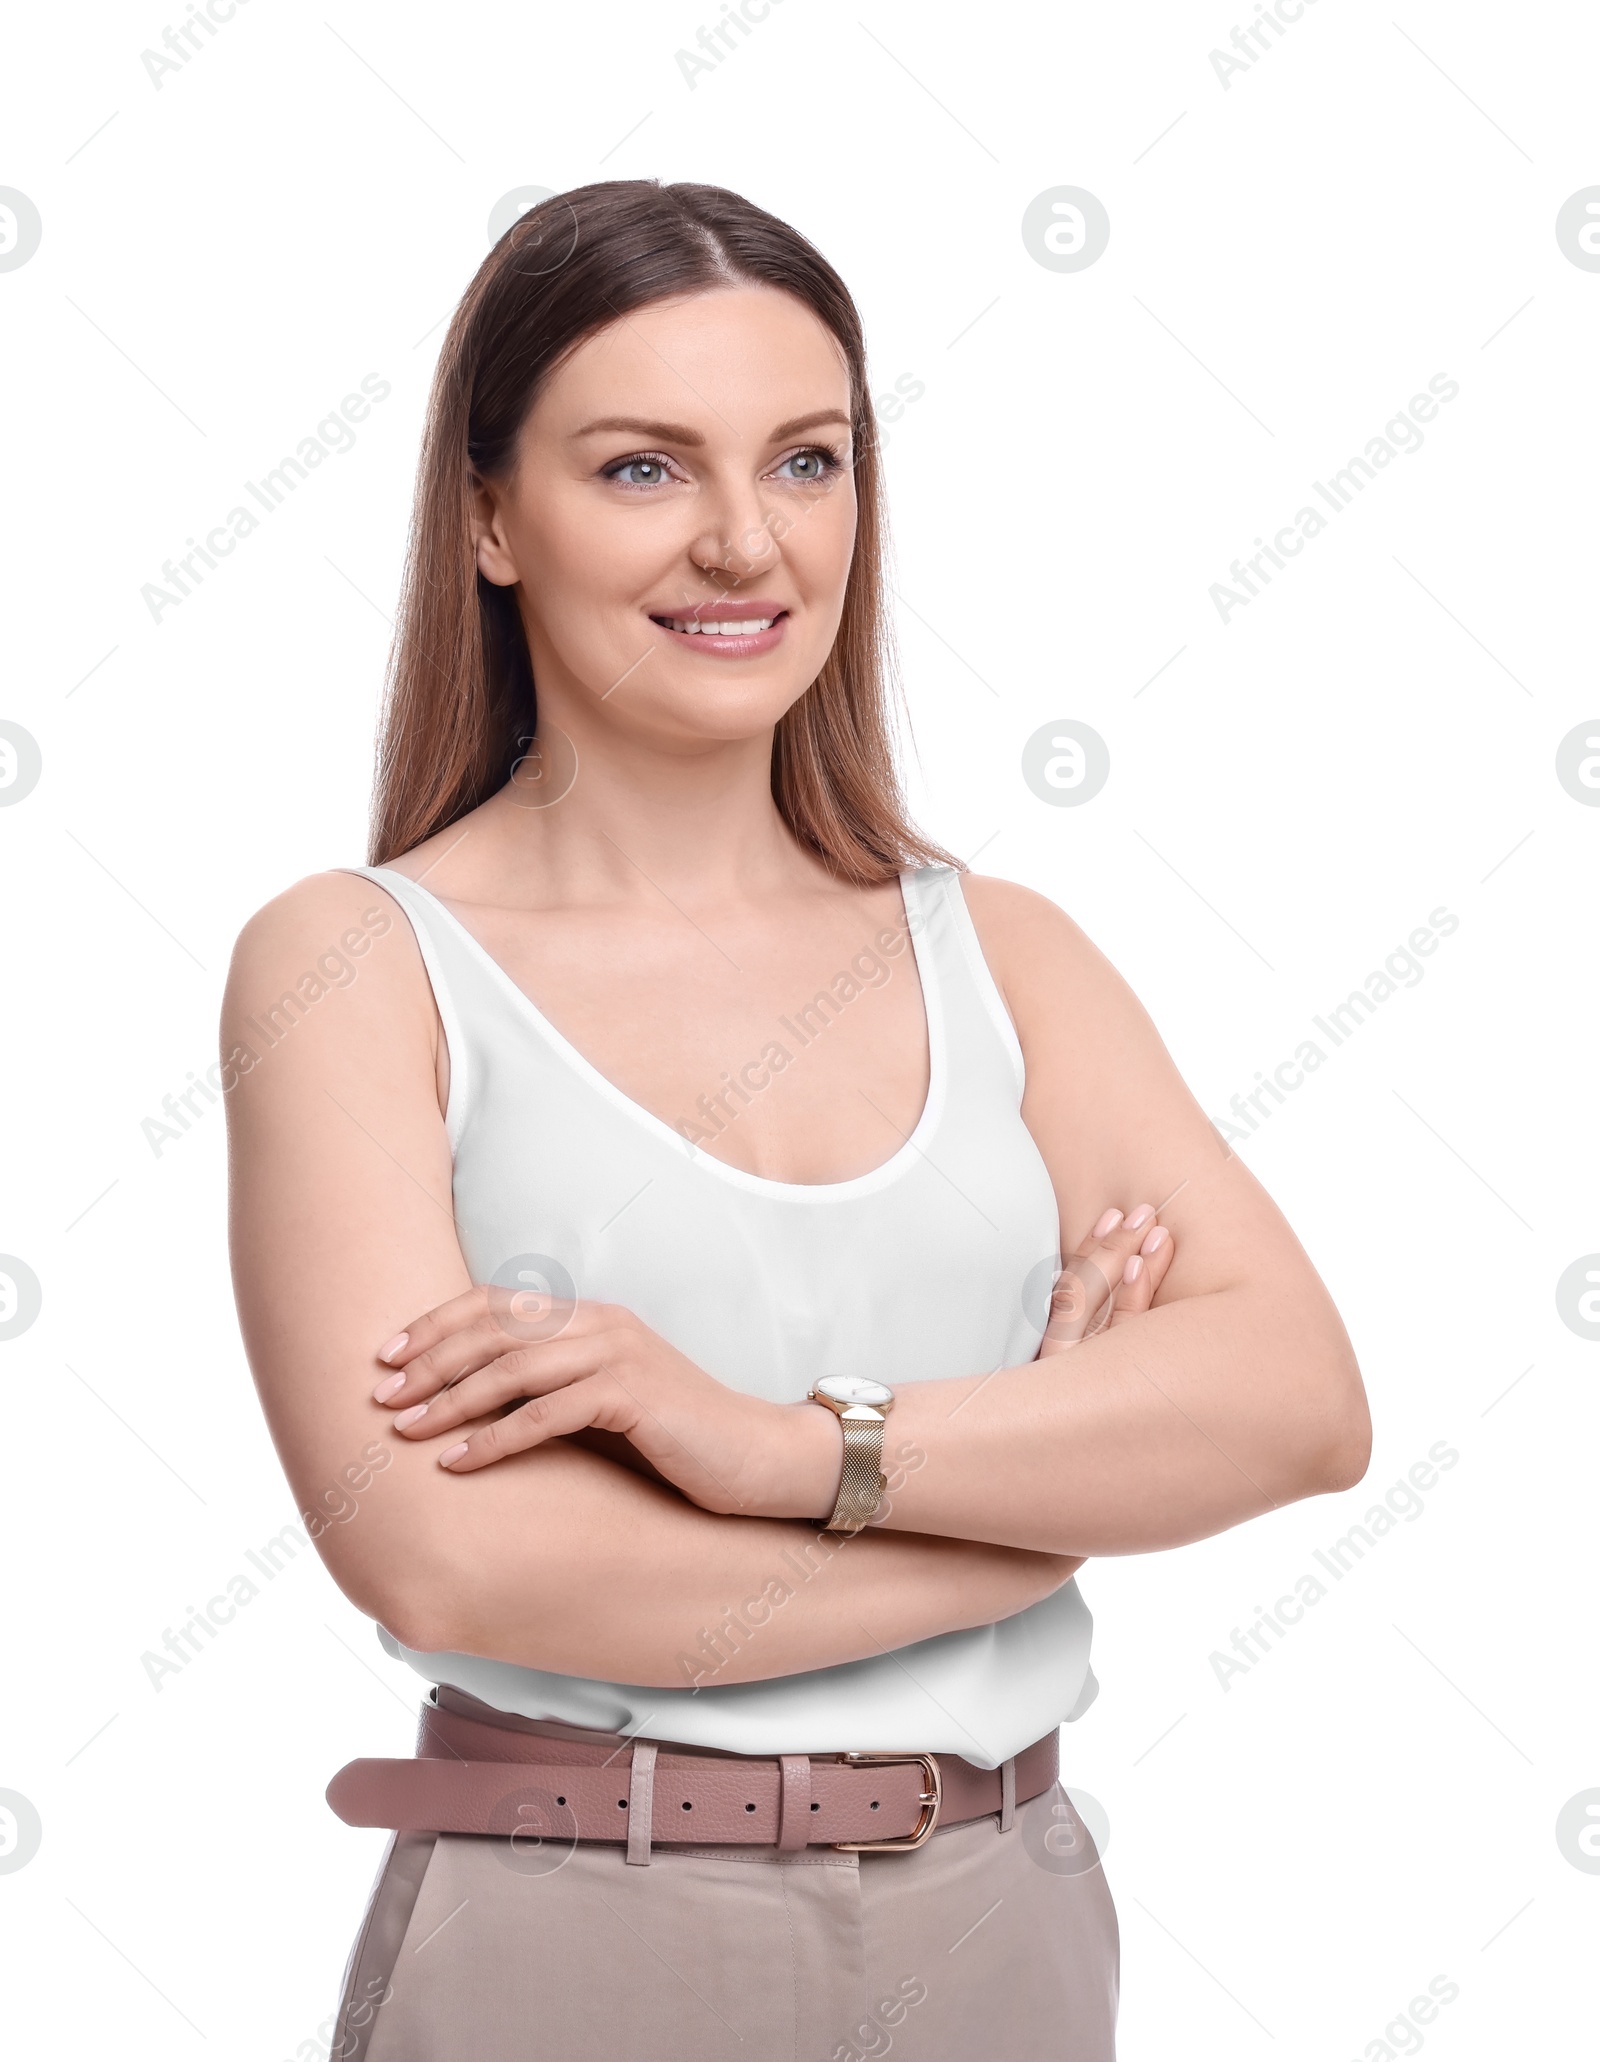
[{"xmin": 341, "ymin": 861, "xmax": 1097, "ymax": 1770}]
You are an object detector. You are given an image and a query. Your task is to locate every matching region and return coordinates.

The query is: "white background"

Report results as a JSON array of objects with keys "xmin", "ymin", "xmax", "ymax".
[{"xmin": 2, "ymin": 0, "xmax": 1596, "ymax": 2055}]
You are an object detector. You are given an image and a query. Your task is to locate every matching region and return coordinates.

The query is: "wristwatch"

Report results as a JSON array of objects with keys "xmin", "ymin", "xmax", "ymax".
[{"xmin": 807, "ymin": 1375, "xmax": 896, "ymax": 1533}]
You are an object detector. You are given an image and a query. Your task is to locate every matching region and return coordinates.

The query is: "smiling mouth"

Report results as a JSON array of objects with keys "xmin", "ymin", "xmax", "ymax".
[{"xmin": 648, "ymin": 610, "xmax": 789, "ymax": 636}]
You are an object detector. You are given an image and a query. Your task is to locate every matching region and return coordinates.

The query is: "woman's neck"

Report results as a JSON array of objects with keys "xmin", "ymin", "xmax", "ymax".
[{"xmin": 421, "ymin": 710, "xmax": 817, "ymax": 913}]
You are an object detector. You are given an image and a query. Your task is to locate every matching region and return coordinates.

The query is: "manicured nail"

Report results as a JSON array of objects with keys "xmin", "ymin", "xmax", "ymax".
[
  {"xmin": 1123, "ymin": 1254, "xmax": 1143, "ymax": 1285},
  {"xmin": 372, "ymin": 1372, "xmax": 406, "ymax": 1403},
  {"xmin": 394, "ymin": 1403, "xmax": 430, "ymax": 1430},
  {"xmin": 1141, "ymin": 1224, "xmax": 1168, "ymax": 1256},
  {"xmin": 1126, "ymin": 1204, "xmax": 1154, "ymax": 1231},
  {"xmin": 438, "ymin": 1442, "xmax": 469, "ymax": 1468},
  {"xmin": 378, "ymin": 1333, "xmax": 409, "ymax": 1363},
  {"xmin": 1092, "ymin": 1208, "xmax": 1123, "ymax": 1238}
]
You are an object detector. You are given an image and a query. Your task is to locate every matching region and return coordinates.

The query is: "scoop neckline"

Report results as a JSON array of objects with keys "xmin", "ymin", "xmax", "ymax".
[{"xmin": 362, "ymin": 864, "xmax": 949, "ymax": 1202}]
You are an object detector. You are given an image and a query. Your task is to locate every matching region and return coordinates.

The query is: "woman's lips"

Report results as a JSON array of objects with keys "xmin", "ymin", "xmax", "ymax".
[{"xmin": 647, "ymin": 606, "xmax": 790, "ymax": 657}]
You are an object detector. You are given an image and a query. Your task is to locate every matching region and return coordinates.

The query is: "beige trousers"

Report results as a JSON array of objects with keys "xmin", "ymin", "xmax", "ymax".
[{"xmin": 331, "ymin": 1706, "xmax": 1119, "ymax": 2061}]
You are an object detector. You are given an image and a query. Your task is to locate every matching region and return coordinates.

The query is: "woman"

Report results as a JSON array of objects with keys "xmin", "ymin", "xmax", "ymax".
[{"xmin": 224, "ymin": 179, "xmax": 1370, "ymax": 2061}]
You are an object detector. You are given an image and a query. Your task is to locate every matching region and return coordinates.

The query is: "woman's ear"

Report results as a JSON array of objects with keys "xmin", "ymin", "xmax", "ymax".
[{"xmin": 469, "ymin": 471, "xmax": 519, "ymax": 587}]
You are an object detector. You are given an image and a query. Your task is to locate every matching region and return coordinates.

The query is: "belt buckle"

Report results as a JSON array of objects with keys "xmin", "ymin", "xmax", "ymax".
[{"xmin": 831, "ymin": 1751, "xmax": 942, "ymax": 1851}]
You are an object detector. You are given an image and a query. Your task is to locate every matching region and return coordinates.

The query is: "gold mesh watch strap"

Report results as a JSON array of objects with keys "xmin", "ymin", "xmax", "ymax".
[{"xmin": 823, "ymin": 1410, "xmax": 887, "ymax": 1534}]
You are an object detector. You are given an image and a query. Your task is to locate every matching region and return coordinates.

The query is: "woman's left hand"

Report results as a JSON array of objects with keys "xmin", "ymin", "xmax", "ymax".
[
  {"xmin": 370, "ymin": 1289, "xmax": 837, "ymax": 1520},
  {"xmin": 1037, "ymin": 1201, "xmax": 1176, "ymax": 1356}
]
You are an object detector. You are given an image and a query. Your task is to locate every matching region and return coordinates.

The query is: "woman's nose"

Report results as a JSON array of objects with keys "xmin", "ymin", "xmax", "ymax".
[{"xmin": 690, "ymin": 497, "xmax": 780, "ymax": 587}]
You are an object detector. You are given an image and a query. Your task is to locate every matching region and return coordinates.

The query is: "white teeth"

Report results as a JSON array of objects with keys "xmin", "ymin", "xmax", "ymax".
[{"xmin": 662, "ymin": 616, "xmax": 775, "ymax": 635}]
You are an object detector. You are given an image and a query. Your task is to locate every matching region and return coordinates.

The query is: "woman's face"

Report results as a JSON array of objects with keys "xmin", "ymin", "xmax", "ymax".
[{"xmin": 471, "ymin": 285, "xmax": 859, "ymax": 752}]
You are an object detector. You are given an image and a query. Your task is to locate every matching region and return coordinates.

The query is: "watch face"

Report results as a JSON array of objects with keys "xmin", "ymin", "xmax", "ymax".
[{"xmin": 816, "ymin": 1375, "xmax": 894, "ymax": 1409}]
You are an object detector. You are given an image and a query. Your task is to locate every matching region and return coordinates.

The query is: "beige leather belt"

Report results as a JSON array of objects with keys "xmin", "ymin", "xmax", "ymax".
[{"xmin": 327, "ymin": 1695, "xmax": 1059, "ymax": 1864}]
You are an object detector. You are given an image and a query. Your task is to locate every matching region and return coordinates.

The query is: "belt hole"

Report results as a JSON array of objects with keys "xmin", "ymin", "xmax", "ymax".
[
  {"xmin": 617, "ymin": 1799, "xmax": 627, "ymax": 1809},
  {"xmin": 870, "ymin": 1800, "xmax": 880, "ymax": 1810},
  {"xmin": 555, "ymin": 1795, "xmax": 566, "ymax": 1806},
  {"xmin": 681, "ymin": 1800, "xmax": 693, "ymax": 1811},
  {"xmin": 744, "ymin": 1802, "xmax": 756, "ymax": 1812},
  {"xmin": 810, "ymin": 1801, "xmax": 820, "ymax": 1812}
]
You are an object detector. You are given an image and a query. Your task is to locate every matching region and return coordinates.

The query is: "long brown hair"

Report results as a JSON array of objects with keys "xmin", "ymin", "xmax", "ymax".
[{"xmin": 368, "ymin": 178, "xmax": 957, "ymax": 883}]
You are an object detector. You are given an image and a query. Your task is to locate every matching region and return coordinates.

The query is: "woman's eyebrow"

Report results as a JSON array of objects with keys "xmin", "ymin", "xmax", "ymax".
[
  {"xmin": 572, "ymin": 415, "xmax": 705, "ymax": 444},
  {"xmin": 768, "ymin": 409, "xmax": 852, "ymax": 440},
  {"xmin": 570, "ymin": 408, "xmax": 852, "ymax": 446}
]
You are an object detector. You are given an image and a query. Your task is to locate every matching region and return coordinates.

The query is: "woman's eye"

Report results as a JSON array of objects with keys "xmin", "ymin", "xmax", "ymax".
[
  {"xmin": 604, "ymin": 447, "xmax": 841, "ymax": 487},
  {"xmin": 606, "ymin": 454, "xmax": 676, "ymax": 487},
  {"xmin": 774, "ymin": 447, "xmax": 839, "ymax": 482}
]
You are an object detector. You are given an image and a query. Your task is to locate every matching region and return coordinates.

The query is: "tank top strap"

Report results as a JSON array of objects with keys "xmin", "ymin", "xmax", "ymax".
[
  {"xmin": 901, "ymin": 865, "xmax": 1027, "ymax": 1101},
  {"xmin": 335, "ymin": 864, "xmax": 490, "ymax": 1152}
]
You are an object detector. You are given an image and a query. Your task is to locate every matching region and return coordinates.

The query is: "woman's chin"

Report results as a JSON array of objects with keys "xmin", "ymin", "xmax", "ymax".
[{"xmin": 582, "ymin": 675, "xmax": 813, "ymax": 746}]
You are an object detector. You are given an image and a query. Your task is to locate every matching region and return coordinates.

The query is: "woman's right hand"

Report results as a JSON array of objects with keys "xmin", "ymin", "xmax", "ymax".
[{"xmin": 1038, "ymin": 1202, "xmax": 1175, "ymax": 1359}]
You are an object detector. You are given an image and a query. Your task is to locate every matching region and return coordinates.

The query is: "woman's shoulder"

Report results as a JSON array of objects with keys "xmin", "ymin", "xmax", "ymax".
[
  {"xmin": 955, "ymin": 871, "xmax": 1134, "ymax": 1033},
  {"xmin": 223, "ymin": 866, "xmax": 438, "ymax": 1052},
  {"xmin": 955, "ymin": 870, "xmax": 1096, "ymax": 960},
  {"xmin": 228, "ymin": 866, "xmax": 400, "ymax": 971}
]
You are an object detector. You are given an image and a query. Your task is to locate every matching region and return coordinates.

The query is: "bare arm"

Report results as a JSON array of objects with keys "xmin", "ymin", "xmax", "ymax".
[
  {"xmin": 222, "ymin": 872, "xmax": 1072, "ymax": 1690},
  {"xmin": 860, "ymin": 877, "xmax": 1371, "ymax": 1554}
]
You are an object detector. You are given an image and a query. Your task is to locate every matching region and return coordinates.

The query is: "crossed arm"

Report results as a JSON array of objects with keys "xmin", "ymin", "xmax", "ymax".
[{"xmin": 224, "ymin": 871, "xmax": 1369, "ymax": 1691}]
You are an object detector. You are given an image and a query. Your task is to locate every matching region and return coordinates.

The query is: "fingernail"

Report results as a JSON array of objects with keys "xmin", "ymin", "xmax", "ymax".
[
  {"xmin": 1123, "ymin": 1254, "xmax": 1143, "ymax": 1285},
  {"xmin": 1093, "ymin": 1208, "xmax": 1123, "ymax": 1238},
  {"xmin": 438, "ymin": 1442, "xmax": 469, "ymax": 1468},
  {"xmin": 1126, "ymin": 1204, "xmax": 1154, "ymax": 1231},
  {"xmin": 394, "ymin": 1404, "xmax": 430, "ymax": 1430},
  {"xmin": 372, "ymin": 1372, "xmax": 406, "ymax": 1403},
  {"xmin": 378, "ymin": 1333, "xmax": 409, "ymax": 1363},
  {"xmin": 1140, "ymin": 1224, "xmax": 1168, "ymax": 1256}
]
